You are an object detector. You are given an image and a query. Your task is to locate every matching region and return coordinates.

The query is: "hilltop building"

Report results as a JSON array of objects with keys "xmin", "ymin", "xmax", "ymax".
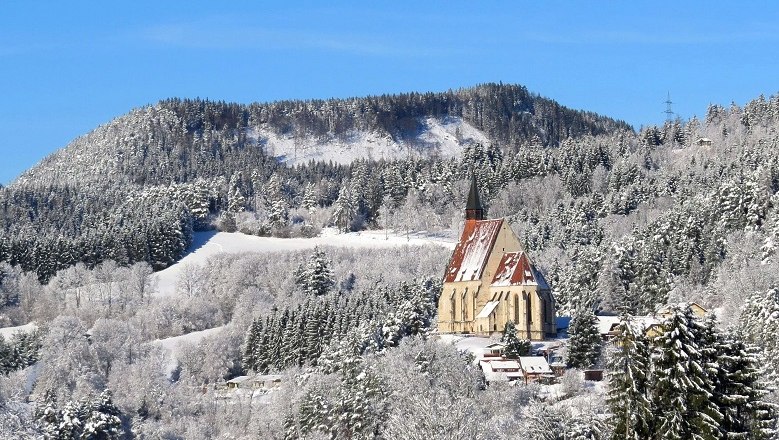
[{"xmin": 437, "ymin": 176, "xmax": 556, "ymax": 340}]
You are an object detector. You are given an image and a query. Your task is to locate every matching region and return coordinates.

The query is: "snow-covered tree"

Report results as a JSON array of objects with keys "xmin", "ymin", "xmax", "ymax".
[
  {"xmin": 606, "ymin": 315, "xmax": 653, "ymax": 439},
  {"xmin": 566, "ymin": 306, "xmax": 602, "ymax": 369},
  {"xmin": 501, "ymin": 321, "xmax": 531, "ymax": 359},
  {"xmin": 295, "ymin": 247, "xmax": 335, "ymax": 297},
  {"xmin": 650, "ymin": 305, "xmax": 722, "ymax": 440}
]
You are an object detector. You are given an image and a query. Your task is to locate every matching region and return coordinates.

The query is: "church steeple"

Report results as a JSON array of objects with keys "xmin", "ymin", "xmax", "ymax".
[{"xmin": 465, "ymin": 174, "xmax": 484, "ymax": 221}]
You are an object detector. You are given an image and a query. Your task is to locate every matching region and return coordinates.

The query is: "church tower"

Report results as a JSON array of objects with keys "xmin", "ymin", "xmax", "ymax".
[{"xmin": 465, "ymin": 174, "xmax": 485, "ymax": 221}]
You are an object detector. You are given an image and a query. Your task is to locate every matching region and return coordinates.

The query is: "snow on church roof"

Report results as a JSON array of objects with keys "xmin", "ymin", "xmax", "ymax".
[
  {"xmin": 476, "ymin": 301, "xmax": 500, "ymax": 319},
  {"xmin": 491, "ymin": 251, "xmax": 550, "ymax": 289},
  {"xmin": 444, "ymin": 219, "xmax": 504, "ymax": 283}
]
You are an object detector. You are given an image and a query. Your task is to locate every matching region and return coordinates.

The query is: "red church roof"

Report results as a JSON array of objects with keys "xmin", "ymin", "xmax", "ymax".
[
  {"xmin": 491, "ymin": 251, "xmax": 550, "ymax": 289},
  {"xmin": 444, "ymin": 219, "xmax": 503, "ymax": 283}
]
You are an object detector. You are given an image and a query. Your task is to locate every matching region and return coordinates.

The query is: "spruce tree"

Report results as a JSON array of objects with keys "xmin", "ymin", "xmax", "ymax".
[
  {"xmin": 650, "ymin": 304, "xmax": 722, "ymax": 440},
  {"xmin": 713, "ymin": 330, "xmax": 777, "ymax": 439},
  {"xmin": 296, "ymin": 248, "xmax": 335, "ymax": 297},
  {"xmin": 566, "ymin": 306, "xmax": 602, "ymax": 369},
  {"xmin": 606, "ymin": 314, "xmax": 653, "ymax": 439},
  {"xmin": 501, "ymin": 321, "xmax": 531, "ymax": 359}
]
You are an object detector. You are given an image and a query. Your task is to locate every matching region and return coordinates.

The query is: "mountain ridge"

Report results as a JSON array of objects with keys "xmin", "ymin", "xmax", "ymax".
[{"xmin": 15, "ymin": 83, "xmax": 632, "ymax": 188}]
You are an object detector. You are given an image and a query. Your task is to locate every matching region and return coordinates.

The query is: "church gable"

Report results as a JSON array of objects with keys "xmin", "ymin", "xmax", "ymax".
[
  {"xmin": 444, "ymin": 218, "xmax": 504, "ymax": 283},
  {"xmin": 491, "ymin": 251, "xmax": 550, "ymax": 289}
]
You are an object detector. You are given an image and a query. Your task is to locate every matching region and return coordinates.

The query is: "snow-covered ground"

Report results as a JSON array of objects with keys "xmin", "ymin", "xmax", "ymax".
[
  {"xmin": 248, "ymin": 116, "xmax": 490, "ymax": 166},
  {"xmin": 0, "ymin": 322, "xmax": 37, "ymax": 339},
  {"xmin": 154, "ymin": 325, "xmax": 226, "ymax": 376},
  {"xmin": 152, "ymin": 228, "xmax": 455, "ymax": 297}
]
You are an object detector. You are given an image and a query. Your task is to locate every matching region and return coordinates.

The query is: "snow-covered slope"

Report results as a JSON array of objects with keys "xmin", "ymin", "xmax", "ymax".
[
  {"xmin": 152, "ymin": 229, "xmax": 456, "ymax": 297},
  {"xmin": 0, "ymin": 322, "xmax": 37, "ymax": 339},
  {"xmin": 249, "ymin": 116, "xmax": 490, "ymax": 166},
  {"xmin": 154, "ymin": 325, "xmax": 226, "ymax": 376}
]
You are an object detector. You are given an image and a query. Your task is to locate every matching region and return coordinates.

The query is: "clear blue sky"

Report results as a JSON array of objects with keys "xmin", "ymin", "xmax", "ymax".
[{"xmin": 2, "ymin": 1, "xmax": 779, "ymax": 184}]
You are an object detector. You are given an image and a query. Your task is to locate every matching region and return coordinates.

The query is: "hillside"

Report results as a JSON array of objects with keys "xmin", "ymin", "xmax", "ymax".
[
  {"xmin": 15, "ymin": 83, "xmax": 631, "ymax": 187},
  {"xmin": 2, "ymin": 88, "xmax": 779, "ymax": 438}
]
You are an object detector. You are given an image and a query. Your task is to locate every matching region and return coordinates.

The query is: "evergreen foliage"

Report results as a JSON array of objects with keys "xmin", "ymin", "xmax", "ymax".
[
  {"xmin": 242, "ymin": 278, "xmax": 439, "ymax": 374},
  {"xmin": 500, "ymin": 321, "xmax": 531, "ymax": 359},
  {"xmin": 294, "ymin": 247, "xmax": 335, "ymax": 296},
  {"xmin": 606, "ymin": 315, "xmax": 653, "ymax": 439},
  {"xmin": 650, "ymin": 305, "xmax": 722, "ymax": 440},
  {"xmin": 35, "ymin": 389, "xmax": 124, "ymax": 439},
  {"xmin": 0, "ymin": 329, "xmax": 42, "ymax": 375},
  {"xmin": 566, "ymin": 306, "xmax": 602, "ymax": 369}
]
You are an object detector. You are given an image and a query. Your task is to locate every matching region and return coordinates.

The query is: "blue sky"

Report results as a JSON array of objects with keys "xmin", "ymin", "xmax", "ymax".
[{"xmin": 2, "ymin": 1, "xmax": 779, "ymax": 184}]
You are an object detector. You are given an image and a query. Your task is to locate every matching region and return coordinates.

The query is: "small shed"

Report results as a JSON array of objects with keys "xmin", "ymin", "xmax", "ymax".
[
  {"xmin": 584, "ymin": 369, "xmax": 604, "ymax": 381},
  {"xmin": 484, "ymin": 342, "xmax": 506, "ymax": 358},
  {"xmin": 696, "ymin": 137, "xmax": 713, "ymax": 147},
  {"xmin": 226, "ymin": 375, "xmax": 251, "ymax": 389}
]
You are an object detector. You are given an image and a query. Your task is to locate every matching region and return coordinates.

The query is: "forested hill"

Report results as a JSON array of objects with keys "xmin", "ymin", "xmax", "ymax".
[{"xmin": 15, "ymin": 83, "xmax": 631, "ymax": 187}]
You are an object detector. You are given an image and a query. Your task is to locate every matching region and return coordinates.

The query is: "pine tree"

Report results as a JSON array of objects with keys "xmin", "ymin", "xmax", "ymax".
[
  {"xmin": 82, "ymin": 390, "xmax": 123, "ymax": 439},
  {"xmin": 566, "ymin": 306, "xmax": 602, "ymax": 369},
  {"xmin": 650, "ymin": 304, "xmax": 722, "ymax": 440},
  {"xmin": 332, "ymin": 183, "xmax": 357, "ymax": 232},
  {"xmin": 501, "ymin": 321, "xmax": 531, "ymax": 359},
  {"xmin": 227, "ymin": 173, "xmax": 246, "ymax": 214},
  {"xmin": 606, "ymin": 314, "xmax": 653, "ymax": 439},
  {"xmin": 296, "ymin": 247, "xmax": 335, "ymax": 297},
  {"xmin": 713, "ymin": 330, "xmax": 777, "ymax": 439},
  {"xmin": 241, "ymin": 318, "xmax": 262, "ymax": 372},
  {"xmin": 301, "ymin": 182, "xmax": 318, "ymax": 212}
]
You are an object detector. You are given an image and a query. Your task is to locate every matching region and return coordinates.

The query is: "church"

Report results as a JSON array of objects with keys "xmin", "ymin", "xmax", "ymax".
[{"xmin": 438, "ymin": 177, "xmax": 556, "ymax": 340}]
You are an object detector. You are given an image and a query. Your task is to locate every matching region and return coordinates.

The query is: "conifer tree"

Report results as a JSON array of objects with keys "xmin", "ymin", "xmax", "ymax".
[
  {"xmin": 501, "ymin": 321, "xmax": 531, "ymax": 359},
  {"xmin": 301, "ymin": 182, "xmax": 318, "ymax": 212},
  {"xmin": 712, "ymin": 330, "xmax": 777, "ymax": 439},
  {"xmin": 650, "ymin": 304, "xmax": 722, "ymax": 440},
  {"xmin": 566, "ymin": 306, "xmax": 602, "ymax": 369},
  {"xmin": 296, "ymin": 248, "xmax": 335, "ymax": 297},
  {"xmin": 606, "ymin": 314, "xmax": 653, "ymax": 439}
]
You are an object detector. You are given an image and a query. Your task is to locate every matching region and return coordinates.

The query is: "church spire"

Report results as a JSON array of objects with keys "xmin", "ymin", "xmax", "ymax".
[{"xmin": 465, "ymin": 173, "xmax": 484, "ymax": 221}]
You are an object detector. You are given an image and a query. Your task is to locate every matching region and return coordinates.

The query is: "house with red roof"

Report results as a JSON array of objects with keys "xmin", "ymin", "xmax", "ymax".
[{"xmin": 438, "ymin": 176, "xmax": 556, "ymax": 340}]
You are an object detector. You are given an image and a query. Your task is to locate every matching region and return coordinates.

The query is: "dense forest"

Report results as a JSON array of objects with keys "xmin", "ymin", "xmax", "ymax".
[{"xmin": 2, "ymin": 84, "xmax": 779, "ymax": 437}]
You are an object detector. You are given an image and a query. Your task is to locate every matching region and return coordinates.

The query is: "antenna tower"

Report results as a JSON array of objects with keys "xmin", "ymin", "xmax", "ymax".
[{"xmin": 664, "ymin": 92, "xmax": 674, "ymax": 121}]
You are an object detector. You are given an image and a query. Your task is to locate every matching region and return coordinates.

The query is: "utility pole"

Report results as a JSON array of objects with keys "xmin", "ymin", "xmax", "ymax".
[{"xmin": 664, "ymin": 92, "xmax": 675, "ymax": 122}]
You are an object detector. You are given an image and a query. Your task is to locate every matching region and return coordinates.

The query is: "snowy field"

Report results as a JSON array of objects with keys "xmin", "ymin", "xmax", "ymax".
[
  {"xmin": 249, "ymin": 116, "xmax": 490, "ymax": 166},
  {"xmin": 144, "ymin": 228, "xmax": 455, "ymax": 371},
  {"xmin": 152, "ymin": 228, "xmax": 456, "ymax": 297},
  {"xmin": 0, "ymin": 322, "xmax": 37, "ymax": 339}
]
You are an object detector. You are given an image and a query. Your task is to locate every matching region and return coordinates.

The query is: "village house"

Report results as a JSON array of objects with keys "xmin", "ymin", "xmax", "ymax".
[
  {"xmin": 437, "ymin": 176, "xmax": 556, "ymax": 340},
  {"xmin": 479, "ymin": 356, "xmax": 554, "ymax": 384},
  {"xmin": 225, "ymin": 374, "xmax": 283, "ymax": 390},
  {"xmin": 592, "ymin": 302, "xmax": 708, "ymax": 341}
]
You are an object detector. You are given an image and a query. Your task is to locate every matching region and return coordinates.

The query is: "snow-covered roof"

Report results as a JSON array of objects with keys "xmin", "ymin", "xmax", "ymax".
[
  {"xmin": 227, "ymin": 375, "xmax": 251, "ymax": 385},
  {"xmin": 444, "ymin": 219, "xmax": 503, "ymax": 283},
  {"xmin": 519, "ymin": 356, "xmax": 552, "ymax": 374},
  {"xmin": 476, "ymin": 301, "xmax": 500, "ymax": 319},
  {"xmin": 595, "ymin": 316, "xmax": 621, "ymax": 335},
  {"xmin": 491, "ymin": 251, "xmax": 550, "ymax": 289},
  {"xmin": 479, "ymin": 360, "xmax": 524, "ymax": 382},
  {"xmin": 596, "ymin": 315, "xmax": 662, "ymax": 336},
  {"xmin": 489, "ymin": 360, "xmax": 521, "ymax": 370},
  {"xmin": 254, "ymin": 374, "xmax": 283, "ymax": 382}
]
